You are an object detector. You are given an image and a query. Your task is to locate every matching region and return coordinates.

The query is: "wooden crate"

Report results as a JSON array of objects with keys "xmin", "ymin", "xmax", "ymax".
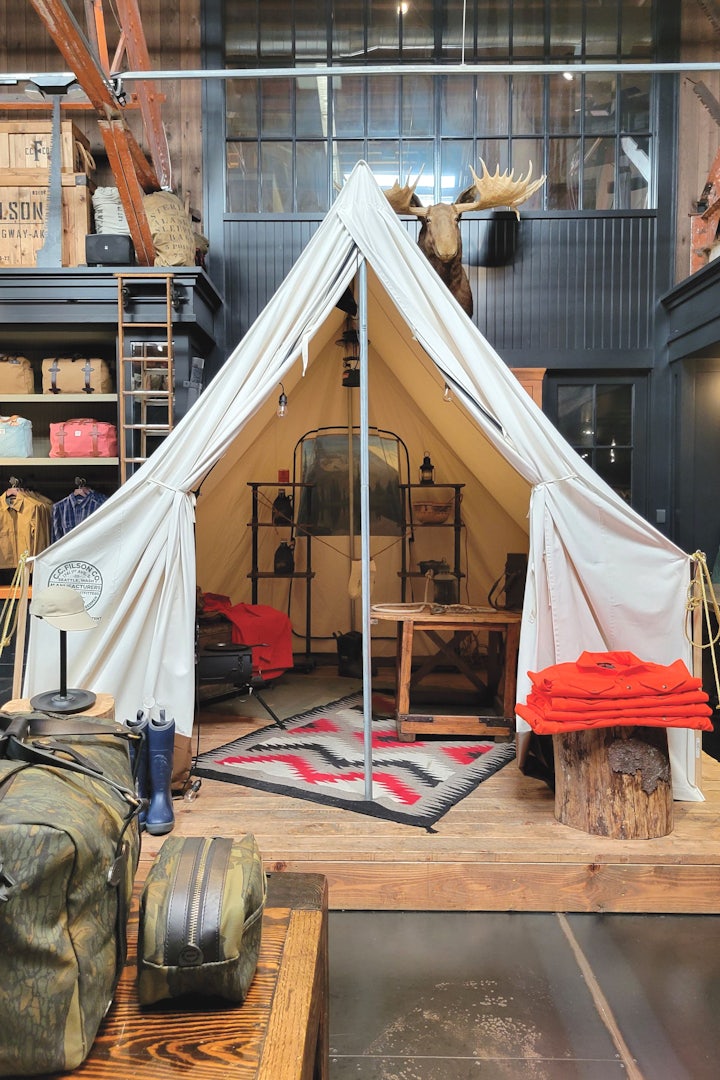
[
  {"xmin": 0, "ymin": 173, "xmax": 92, "ymax": 268},
  {"xmin": 0, "ymin": 120, "xmax": 93, "ymax": 174}
]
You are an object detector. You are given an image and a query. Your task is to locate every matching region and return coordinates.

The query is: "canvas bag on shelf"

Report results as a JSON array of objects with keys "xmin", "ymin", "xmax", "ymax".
[
  {"xmin": 0, "ymin": 711, "xmax": 141, "ymax": 1076},
  {"xmin": 0, "ymin": 355, "xmax": 34, "ymax": 394},
  {"xmin": 49, "ymin": 418, "xmax": 118, "ymax": 458},
  {"xmin": 42, "ymin": 356, "xmax": 113, "ymax": 395},
  {"xmin": 0, "ymin": 415, "xmax": 33, "ymax": 457}
]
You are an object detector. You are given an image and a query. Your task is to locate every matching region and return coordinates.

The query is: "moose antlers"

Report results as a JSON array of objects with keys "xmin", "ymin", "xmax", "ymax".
[{"xmin": 384, "ymin": 159, "xmax": 546, "ymax": 219}]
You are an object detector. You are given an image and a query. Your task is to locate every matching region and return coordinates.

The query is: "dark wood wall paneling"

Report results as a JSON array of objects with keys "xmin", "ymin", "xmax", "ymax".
[{"xmin": 223, "ymin": 213, "xmax": 658, "ymax": 364}]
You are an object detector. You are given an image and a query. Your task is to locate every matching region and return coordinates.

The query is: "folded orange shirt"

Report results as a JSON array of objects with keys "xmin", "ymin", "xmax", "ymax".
[{"xmin": 516, "ymin": 650, "xmax": 714, "ymax": 733}]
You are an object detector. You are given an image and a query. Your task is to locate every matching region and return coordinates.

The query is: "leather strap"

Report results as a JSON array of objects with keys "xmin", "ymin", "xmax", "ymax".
[{"xmin": 49, "ymin": 358, "xmax": 60, "ymax": 394}]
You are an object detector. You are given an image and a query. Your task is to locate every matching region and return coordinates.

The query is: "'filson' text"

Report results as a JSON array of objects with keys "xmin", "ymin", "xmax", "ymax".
[{"xmin": 0, "ymin": 200, "xmax": 45, "ymax": 222}]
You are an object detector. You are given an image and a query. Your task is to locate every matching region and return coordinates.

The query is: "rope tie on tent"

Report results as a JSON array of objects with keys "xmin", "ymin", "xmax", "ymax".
[
  {"xmin": 533, "ymin": 473, "xmax": 579, "ymax": 488},
  {"xmin": 0, "ymin": 552, "xmax": 29, "ymax": 657},
  {"xmin": 686, "ymin": 551, "xmax": 720, "ymax": 709}
]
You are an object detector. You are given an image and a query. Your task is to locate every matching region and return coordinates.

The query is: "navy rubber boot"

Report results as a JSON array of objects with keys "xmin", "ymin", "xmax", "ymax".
[
  {"xmin": 125, "ymin": 711, "xmax": 149, "ymax": 829},
  {"xmin": 145, "ymin": 710, "xmax": 175, "ymax": 836}
]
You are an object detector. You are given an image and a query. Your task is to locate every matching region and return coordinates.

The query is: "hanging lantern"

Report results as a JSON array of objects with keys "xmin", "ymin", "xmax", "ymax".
[
  {"xmin": 419, "ymin": 451, "xmax": 435, "ymax": 485},
  {"xmin": 336, "ymin": 317, "xmax": 360, "ymax": 388}
]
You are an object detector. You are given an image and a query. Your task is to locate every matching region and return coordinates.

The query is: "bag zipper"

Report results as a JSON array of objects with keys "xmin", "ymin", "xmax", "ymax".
[{"xmin": 165, "ymin": 836, "xmax": 234, "ymax": 967}]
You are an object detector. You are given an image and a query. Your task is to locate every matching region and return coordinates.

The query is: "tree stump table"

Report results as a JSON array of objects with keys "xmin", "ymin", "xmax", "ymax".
[{"xmin": 552, "ymin": 726, "xmax": 673, "ymax": 839}]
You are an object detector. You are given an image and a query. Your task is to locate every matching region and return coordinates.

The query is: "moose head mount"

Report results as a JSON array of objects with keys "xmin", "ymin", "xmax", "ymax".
[{"xmin": 384, "ymin": 161, "xmax": 546, "ymax": 316}]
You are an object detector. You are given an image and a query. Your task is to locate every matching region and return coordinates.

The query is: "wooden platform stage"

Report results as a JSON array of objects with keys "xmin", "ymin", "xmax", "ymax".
[{"xmin": 140, "ymin": 703, "xmax": 720, "ymax": 917}]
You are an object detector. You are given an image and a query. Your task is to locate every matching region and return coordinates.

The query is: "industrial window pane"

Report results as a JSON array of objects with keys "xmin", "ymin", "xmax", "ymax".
[
  {"xmin": 549, "ymin": 1, "xmax": 583, "ymax": 59},
  {"xmin": 261, "ymin": 78, "xmax": 293, "ymax": 137},
  {"xmin": 477, "ymin": 139, "xmax": 509, "ymax": 177},
  {"xmin": 226, "ymin": 79, "xmax": 258, "ymax": 138},
  {"xmin": 402, "ymin": 75, "xmax": 434, "ymax": 137},
  {"xmin": 547, "ymin": 138, "xmax": 579, "ymax": 209},
  {"xmin": 368, "ymin": 75, "xmax": 400, "ymax": 137},
  {"xmin": 366, "ymin": 141, "xmax": 401, "ymax": 189},
  {"xmin": 260, "ymin": 2, "xmax": 292, "ymax": 58},
  {"xmin": 476, "ymin": 74, "xmax": 510, "ymax": 135},
  {"xmin": 333, "ymin": 140, "xmax": 365, "ymax": 191},
  {"xmin": 295, "ymin": 7, "xmax": 328, "ymax": 61},
  {"xmin": 582, "ymin": 137, "xmax": 616, "ymax": 210},
  {"xmin": 620, "ymin": 74, "xmax": 651, "ymax": 132},
  {"xmin": 548, "ymin": 74, "xmax": 581, "ymax": 135},
  {"xmin": 622, "ymin": 2, "xmax": 652, "ymax": 58},
  {"xmin": 296, "ymin": 78, "xmax": 327, "ymax": 138},
  {"xmin": 296, "ymin": 142, "xmax": 328, "ymax": 211},
  {"xmin": 584, "ymin": 74, "xmax": 617, "ymax": 135},
  {"xmin": 584, "ymin": 0, "xmax": 619, "ymax": 55},
  {"xmin": 399, "ymin": 140, "xmax": 434, "ymax": 200},
  {"xmin": 440, "ymin": 140, "xmax": 474, "ymax": 202},
  {"xmin": 332, "ymin": 76, "xmax": 365, "ymax": 137},
  {"xmin": 557, "ymin": 386, "xmax": 595, "ymax": 446},
  {"xmin": 473, "ymin": 1, "xmax": 511, "ymax": 58},
  {"xmin": 511, "ymin": 139, "xmax": 544, "ymax": 207},
  {"xmin": 440, "ymin": 74, "xmax": 475, "ymax": 136},
  {"xmin": 226, "ymin": 142, "xmax": 258, "ymax": 213},
  {"xmin": 368, "ymin": 0, "xmax": 401, "ymax": 58},
  {"xmin": 595, "ymin": 384, "xmax": 633, "ymax": 445},
  {"xmin": 511, "ymin": 2, "xmax": 544, "ymax": 58},
  {"xmin": 225, "ymin": 6, "xmax": 259, "ymax": 62},
  {"xmin": 399, "ymin": 0, "xmax": 435, "ymax": 60},
  {"xmin": 332, "ymin": 0, "xmax": 365, "ymax": 60},
  {"xmin": 618, "ymin": 137, "xmax": 650, "ymax": 209},
  {"xmin": 512, "ymin": 76, "xmax": 544, "ymax": 135},
  {"xmin": 260, "ymin": 142, "xmax": 293, "ymax": 212},
  {"xmin": 594, "ymin": 448, "xmax": 631, "ymax": 500}
]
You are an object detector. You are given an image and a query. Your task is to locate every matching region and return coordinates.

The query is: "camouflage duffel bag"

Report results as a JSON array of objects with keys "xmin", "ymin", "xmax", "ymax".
[{"xmin": 0, "ymin": 711, "xmax": 142, "ymax": 1076}]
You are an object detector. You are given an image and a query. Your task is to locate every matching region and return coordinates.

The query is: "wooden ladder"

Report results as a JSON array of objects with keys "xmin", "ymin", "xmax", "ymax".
[{"xmin": 116, "ymin": 272, "xmax": 175, "ymax": 482}]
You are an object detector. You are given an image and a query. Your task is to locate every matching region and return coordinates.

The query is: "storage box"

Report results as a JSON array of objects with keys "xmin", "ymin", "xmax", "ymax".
[
  {"xmin": 0, "ymin": 120, "xmax": 93, "ymax": 174},
  {"xmin": 0, "ymin": 173, "xmax": 92, "ymax": 268}
]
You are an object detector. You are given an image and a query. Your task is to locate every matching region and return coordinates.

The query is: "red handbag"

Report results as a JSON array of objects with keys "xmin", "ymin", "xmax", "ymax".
[{"xmin": 49, "ymin": 418, "xmax": 118, "ymax": 458}]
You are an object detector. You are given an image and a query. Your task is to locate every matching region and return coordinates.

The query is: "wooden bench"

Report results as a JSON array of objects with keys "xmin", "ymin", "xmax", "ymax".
[{"xmin": 69, "ymin": 871, "xmax": 329, "ymax": 1080}]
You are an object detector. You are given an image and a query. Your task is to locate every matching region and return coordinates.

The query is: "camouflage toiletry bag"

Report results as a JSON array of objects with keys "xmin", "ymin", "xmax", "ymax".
[
  {"xmin": 0, "ymin": 711, "xmax": 141, "ymax": 1076},
  {"xmin": 137, "ymin": 833, "xmax": 266, "ymax": 1006}
]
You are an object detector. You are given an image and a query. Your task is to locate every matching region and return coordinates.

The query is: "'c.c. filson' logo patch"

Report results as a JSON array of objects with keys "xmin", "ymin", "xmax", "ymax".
[{"xmin": 48, "ymin": 562, "xmax": 103, "ymax": 611}]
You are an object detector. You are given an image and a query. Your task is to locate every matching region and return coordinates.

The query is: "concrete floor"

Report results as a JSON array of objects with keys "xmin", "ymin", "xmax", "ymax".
[{"xmin": 328, "ymin": 910, "xmax": 720, "ymax": 1079}]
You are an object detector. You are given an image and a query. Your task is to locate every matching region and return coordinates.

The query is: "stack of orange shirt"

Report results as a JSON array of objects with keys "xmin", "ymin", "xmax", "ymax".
[{"xmin": 516, "ymin": 650, "xmax": 714, "ymax": 734}]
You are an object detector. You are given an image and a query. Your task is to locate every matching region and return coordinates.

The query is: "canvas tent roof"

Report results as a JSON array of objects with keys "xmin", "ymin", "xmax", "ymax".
[{"xmin": 24, "ymin": 162, "xmax": 702, "ymax": 800}]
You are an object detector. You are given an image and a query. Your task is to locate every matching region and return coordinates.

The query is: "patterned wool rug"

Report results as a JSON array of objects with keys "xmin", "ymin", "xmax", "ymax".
[{"xmin": 193, "ymin": 693, "xmax": 516, "ymax": 830}]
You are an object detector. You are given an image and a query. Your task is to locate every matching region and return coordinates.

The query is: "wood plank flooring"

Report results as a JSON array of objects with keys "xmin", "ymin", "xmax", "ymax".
[{"xmin": 139, "ymin": 691, "xmax": 720, "ymax": 915}]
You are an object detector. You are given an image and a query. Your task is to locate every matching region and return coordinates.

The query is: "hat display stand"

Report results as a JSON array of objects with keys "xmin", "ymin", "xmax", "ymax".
[{"xmin": 30, "ymin": 628, "xmax": 97, "ymax": 713}]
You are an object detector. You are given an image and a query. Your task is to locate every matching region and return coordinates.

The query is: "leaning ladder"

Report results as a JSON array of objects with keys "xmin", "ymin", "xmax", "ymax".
[{"xmin": 116, "ymin": 272, "xmax": 175, "ymax": 483}]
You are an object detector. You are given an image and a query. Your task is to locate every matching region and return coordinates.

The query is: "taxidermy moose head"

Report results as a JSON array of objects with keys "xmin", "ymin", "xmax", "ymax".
[{"xmin": 384, "ymin": 161, "xmax": 546, "ymax": 317}]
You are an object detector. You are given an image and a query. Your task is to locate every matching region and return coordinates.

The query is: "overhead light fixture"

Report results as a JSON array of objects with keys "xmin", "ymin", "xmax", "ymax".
[
  {"xmin": 277, "ymin": 383, "xmax": 288, "ymax": 418},
  {"xmin": 336, "ymin": 316, "xmax": 361, "ymax": 388}
]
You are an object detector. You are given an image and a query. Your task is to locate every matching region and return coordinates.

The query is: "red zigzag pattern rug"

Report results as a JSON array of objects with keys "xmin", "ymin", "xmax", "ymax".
[{"xmin": 194, "ymin": 693, "xmax": 516, "ymax": 830}]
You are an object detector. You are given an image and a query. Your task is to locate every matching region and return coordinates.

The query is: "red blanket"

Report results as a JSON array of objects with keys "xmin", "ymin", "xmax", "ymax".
[{"xmin": 201, "ymin": 594, "xmax": 293, "ymax": 680}]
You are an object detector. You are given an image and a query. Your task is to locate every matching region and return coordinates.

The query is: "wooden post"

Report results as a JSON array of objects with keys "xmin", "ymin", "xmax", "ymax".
[{"xmin": 553, "ymin": 726, "xmax": 673, "ymax": 839}]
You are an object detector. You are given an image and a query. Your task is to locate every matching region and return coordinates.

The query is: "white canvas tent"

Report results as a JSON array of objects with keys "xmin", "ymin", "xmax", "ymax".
[{"xmin": 24, "ymin": 162, "xmax": 703, "ymax": 800}]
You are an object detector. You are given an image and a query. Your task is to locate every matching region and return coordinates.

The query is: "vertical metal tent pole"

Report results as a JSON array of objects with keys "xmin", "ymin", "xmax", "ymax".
[{"xmin": 358, "ymin": 259, "xmax": 374, "ymax": 801}]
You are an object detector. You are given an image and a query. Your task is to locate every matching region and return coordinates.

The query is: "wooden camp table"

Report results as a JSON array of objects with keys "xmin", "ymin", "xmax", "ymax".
[
  {"xmin": 67, "ymin": 871, "xmax": 329, "ymax": 1080},
  {"xmin": 371, "ymin": 605, "xmax": 520, "ymax": 742}
]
